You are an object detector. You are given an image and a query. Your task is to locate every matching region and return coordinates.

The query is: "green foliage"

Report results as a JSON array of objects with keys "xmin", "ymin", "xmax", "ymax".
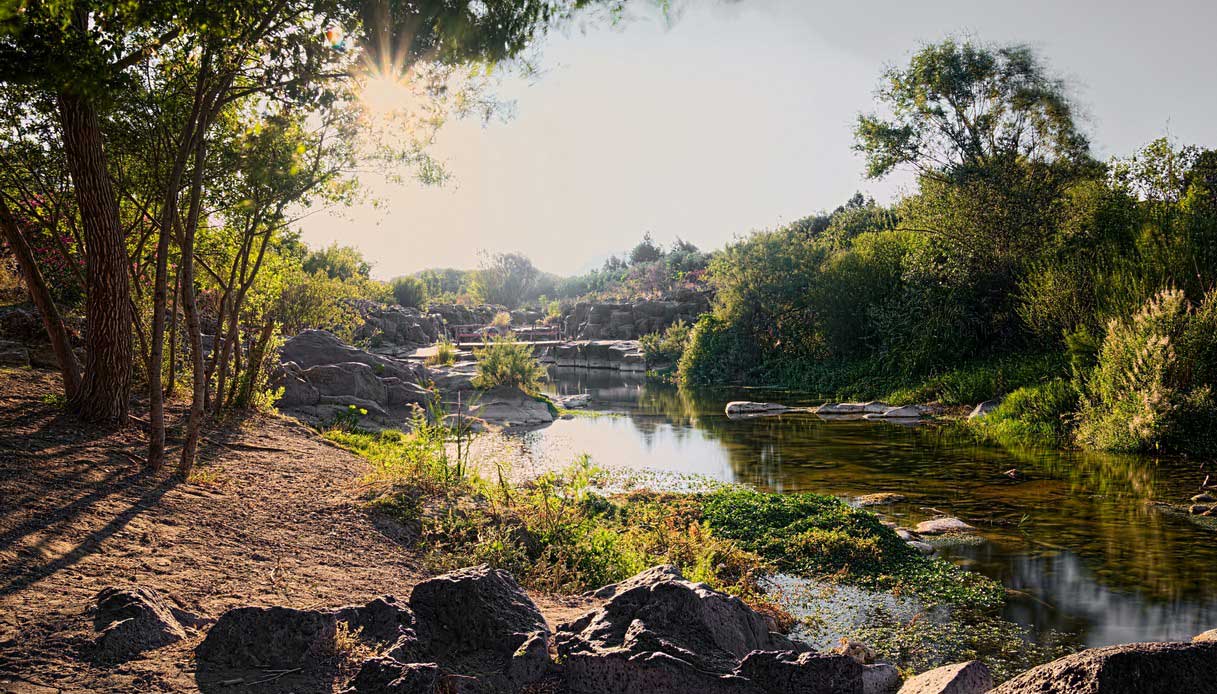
[
  {"xmin": 303, "ymin": 243, "xmax": 371, "ymax": 281},
  {"xmin": 970, "ymin": 378, "xmax": 1080, "ymax": 448},
  {"xmin": 629, "ymin": 232, "xmax": 663, "ymax": 264},
  {"xmin": 1077, "ymin": 289, "xmax": 1217, "ymax": 454},
  {"xmin": 390, "ymin": 275, "xmax": 429, "ymax": 309},
  {"xmin": 638, "ymin": 319, "xmax": 691, "ymax": 365},
  {"xmin": 470, "ymin": 252, "xmax": 538, "ymax": 309},
  {"xmin": 472, "ymin": 336, "xmax": 546, "ymax": 393},
  {"xmin": 426, "ymin": 340, "xmax": 457, "ymax": 367},
  {"xmin": 700, "ymin": 489, "xmax": 1003, "ymax": 609}
]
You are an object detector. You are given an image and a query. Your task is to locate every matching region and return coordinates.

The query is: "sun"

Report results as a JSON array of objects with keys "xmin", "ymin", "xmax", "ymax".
[{"xmin": 359, "ymin": 72, "xmax": 413, "ymax": 119}]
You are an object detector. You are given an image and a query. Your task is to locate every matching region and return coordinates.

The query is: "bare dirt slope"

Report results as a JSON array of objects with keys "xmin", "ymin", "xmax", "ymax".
[{"xmin": 0, "ymin": 369, "xmax": 589, "ymax": 693}]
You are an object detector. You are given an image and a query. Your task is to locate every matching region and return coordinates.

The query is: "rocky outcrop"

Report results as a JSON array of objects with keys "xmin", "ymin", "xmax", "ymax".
[
  {"xmin": 556, "ymin": 565, "xmax": 863, "ymax": 694},
  {"xmin": 554, "ymin": 340, "xmax": 646, "ymax": 371},
  {"xmin": 92, "ymin": 586, "xmax": 188, "ymax": 661},
  {"xmin": 464, "ymin": 386, "xmax": 554, "ymax": 429},
  {"xmin": 273, "ymin": 330, "xmax": 432, "ymax": 429},
  {"xmin": 0, "ymin": 304, "xmax": 80, "ymax": 369},
  {"xmin": 914, "ymin": 518, "xmax": 975, "ymax": 535},
  {"xmin": 344, "ymin": 658, "xmax": 441, "ymax": 693},
  {"xmin": 725, "ymin": 401, "xmax": 793, "ymax": 417},
  {"xmin": 897, "ymin": 660, "xmax": 992, "ymax": 694},
  {"xmin": 354, "ymin": 304, "xmax": 439, "ymax": 357},
  {"xmin": 562, "ymin": 291, "xmax": 710, "ymax": 341},
  {"xmin": 989, "ymin": 641, "xmax": 1217, "ymax": 694}
]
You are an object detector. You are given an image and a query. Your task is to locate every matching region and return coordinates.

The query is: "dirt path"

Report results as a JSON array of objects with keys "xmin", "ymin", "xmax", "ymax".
[{"xmin": 0, "ymin": 369, "xmax": 590, "ymax": 693}]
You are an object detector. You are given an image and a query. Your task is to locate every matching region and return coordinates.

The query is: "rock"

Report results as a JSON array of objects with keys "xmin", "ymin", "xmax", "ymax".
[
  {"xmin": 866, "ymin": 405, "xmax": 923, "ymax": 420},
  {"xmin": 1189, "ymin": 504, "xmax": 1211, "ymax": 515},
  {"xmin": 466, "ymin": 386, "xmax": 554, "ymax": 429},
  {"xmin": 280, "ymin": 330, "xmax": 423, "ymax": 383},
  {"xmin": 409, "ymin": 565, "xmax": 551, "ymax": 691},
  {"xmin": 92, "ymin": 586, "xmax": 187, "ymax": 661},
  {"xmin": 815, "ymin": 402, "xmax": 869, "ymax": 415},
  {"xmin": 556, "ymin": 566, "xmax": 811, "ymax": 694},
  {"xmin": 197, "ymin": 596, "xmax": 412, "ymax": 669},
  {"xmin": 894, "ymin": 528, "xmax": 918, "ymax": 541},
  {"xmin": 0, "ymin": 339, "xmax": 30, "ymax": 367},
  {"xmin": 354, "ymin": 304, "xmax": 439, "ymax": 355},
  {"xmin": 343, "ymin": 657, "xmax": 440, "ymax": 693},
  {"xmin": 197, "ymin": 605, "xmax": 336, "ymax": 668},
  {"xmin": 914, "ymin": 518, "xmax": 976, "ymax": 535},
  {"xmin": 1191, "ymin": 492, "xmax": 1215, "ymax": 503},
  {"xmin": 555, "ymin": 393, "xmax": 592, "ymax": 409},
  {"xmin": 586, "ymin": 563, "xmax": 685, "ymax": 600},
  {"xmin": 863, "ymin": 663, "xmax": 903, "ymax": 694},
  {"xmin": 968, "ymin": 400, "xmax": 1002, "ymax": 419},
  {"xmin": 907, "ymin": 540, "xmax": 936, "ymax": 555},
  {"xmin": 989, "ymin": 641, "xmax": 1217, "ymax": 693},
  {"xmin": 276, "ymin": 362, "xmax": 321, "ymax": 407},
  {"xmin": 725, "ymin": 401, "xmax": 790, "ymax": 416},
  {"xmin": 735, "ymin": 650, "xmax": 863, "ymax": 694},
  {"xmin": 856, "ymin": 493, "xmax": 907, "ymax": 507},
  {"xmin": 833, "ymin": 639, "xmax": 876, "ymax": 664},
  {"xmin": 1194, "ymin": 629, "xmax": 1217, "ymax": 643},
  {"xmin": 897, "ymin": 660, "xmax": 992, "ymax": 694}
]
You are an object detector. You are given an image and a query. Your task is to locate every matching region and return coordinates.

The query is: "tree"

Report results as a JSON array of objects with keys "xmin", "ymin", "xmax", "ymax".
[
  {"xmin": 304, "ymin": 243, "xmax": 372, "ymax": 281},
  {"xmin": 470, "ymin": 251, "xmax": 537, "ymax": 309},
  {"xmin": 391, "ymin": 275, "xmax": 428, "ymax": 308},
  {"xmin": 629, "ymin": 232, "xmax": 663, "ymax": 264},
  {"xmin": 855, "ymin": 38, "xmax": 1090, "ymax": 181}
]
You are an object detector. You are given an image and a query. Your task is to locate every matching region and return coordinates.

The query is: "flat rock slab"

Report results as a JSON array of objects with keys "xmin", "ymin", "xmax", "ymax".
[
  {"xmin": 914, "ymin": 518, "xmax": 976, "ymax": 535},
  {"xmin": 725, "ymin": 401, "xmax": 791, "ymax": 417},
  {"xmin": 898, "ymin": 660, "xmax": 992, "ymax": 694},
  {"xmin": 856, "ymin": 493, "xmax": 907, "ymax": 506}
]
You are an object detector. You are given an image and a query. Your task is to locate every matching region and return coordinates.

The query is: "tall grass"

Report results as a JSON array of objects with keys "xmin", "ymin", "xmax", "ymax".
[{"xmin": 472, "ymin": 336, "xmax": 546, "ymax": 392}]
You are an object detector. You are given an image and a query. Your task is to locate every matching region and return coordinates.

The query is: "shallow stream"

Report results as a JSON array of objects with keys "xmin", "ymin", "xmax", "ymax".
[{"xmin": 526, "ymin": 367, "xmax": 1217, "ymax": 648}]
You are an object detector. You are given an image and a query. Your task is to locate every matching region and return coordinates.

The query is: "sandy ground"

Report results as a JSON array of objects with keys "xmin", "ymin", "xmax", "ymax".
[{"xmin": 0, "ymin": 369, "xmax": 593, "ymax": 693}]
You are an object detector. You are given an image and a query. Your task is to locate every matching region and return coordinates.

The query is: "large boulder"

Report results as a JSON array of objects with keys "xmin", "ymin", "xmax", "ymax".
[
  {"xmin": 556, "ymin": 565, "xmax": 829, "ymax": 694},
  {"xmin": 196, "ymin": 596, "xmax": 412, "ymax": 670},
  {"xmin": 897, "ymin": 660, "xmax": 992, "ymax": 694},
  {"xmin": 280, "ymin": 330, "xmax": 423, "ymax": 383},
  {"xmin": 343, "ymin": 657, "xmax": 440, "ymax": 694},
  {"xmin": 354, "ymin": 304, "xmax": 439, "ymax": 355},
  {"xmin": 408, "ymin": 565, "xmax": 552, "ymax": 692},
  {"xmin": 303, "ymin": 362, "xmax": 388, "ymax": 403},
  {"xmin": 0, "ymin": 339, "xmax": 30, "ymax": 367},
  {"xmin": 736, "ymin": 650, "xmax": 863, "ymax": 694},
  {"xmin": 465, "ymin": 386, "xmax": 554, "ymax": 429},
  {"xmin": 92, "ymin": 586, "xmax": 187, "ymax": 661},
  {"xmin": 989, "ymin": 641, "xmax": 1217, "ymax": 694}
]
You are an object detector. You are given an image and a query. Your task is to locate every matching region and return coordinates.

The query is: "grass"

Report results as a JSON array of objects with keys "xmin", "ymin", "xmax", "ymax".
[
  {"xmin": 425, "ymin": 340, "xmax": 458, "ymax": 367},
  {"xmin": 967, "ymin": 378, "xmax": 1080, "ymax": 449}
]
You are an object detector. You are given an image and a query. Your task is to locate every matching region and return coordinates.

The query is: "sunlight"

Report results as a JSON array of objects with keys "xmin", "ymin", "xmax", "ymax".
[{"xmin": 359, "ymin": 72, "xmax": 414, "ymax": 119}]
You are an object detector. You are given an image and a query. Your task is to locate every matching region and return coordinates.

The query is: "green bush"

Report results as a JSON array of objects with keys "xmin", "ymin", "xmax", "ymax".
[
  {"xmin": 638, "ymin": 320, "xmax": 691, "ymax": 365},
  {"xmin": 391, "ymin": 276, "xmax": 429, "ymax": 309},
  {"xmin": 971, "ymin": 378, "xmax": 1080, "ymax": 448},
  {"xmin": 426, "ymin": 340, "xmax": 457, "ymax": 367},
  {"xmin": 1077, "ymin": 288, "xmax": 1217, "ymax": 454},
  {"xmin": 472, "ymin": 337, "xmax": 546, "ymax": 393},
  {"xmin": 677, "ymin": 314, "xmax": 758, "ymax": 384}
]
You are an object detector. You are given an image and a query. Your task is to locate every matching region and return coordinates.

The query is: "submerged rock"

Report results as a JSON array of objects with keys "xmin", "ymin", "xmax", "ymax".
[
  {"xmin": 856, "ymin": 493, "xmax": 907, "ymax": 507},
  {"xmin": 968, "ymin": 400, "xmax": 1002, "ymax": 419},
  {"xmin": 725, "ymin": 401, "xmax": 791, "ymax": 417},
  {"xmin": 990, "ymin": 641, "xmax": 1217, "ymax": 694},
  {"xmin": 897, "ymin": 660, "xmax": 992, "ymax": 694},
  {"xmin": 865, "ymin": 405, "xmax": 923, "ymax": 420},
  {"xmin": 93, "ymin": 586, "xmax": 187, "ymax": 661}
]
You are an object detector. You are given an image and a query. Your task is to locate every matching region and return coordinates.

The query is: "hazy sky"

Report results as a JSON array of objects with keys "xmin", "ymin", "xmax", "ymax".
[{"xmin": 296, "ymin": 0, "xmax": 1217, "ymax": 278}]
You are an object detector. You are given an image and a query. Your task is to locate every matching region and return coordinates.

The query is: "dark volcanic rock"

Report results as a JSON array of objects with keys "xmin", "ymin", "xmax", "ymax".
[
  {"xmin": 92, "ymin": 586, "xmax": 187, "ymax": 661},
  {"xmin": 556, "ymin": 565, "xmax": 822, "ymax": 694},
  {"xmin": 343, "ymin": 657, "xmax": 440, "ymax": 693},
  {"xmin": 735, "ymin": 650, "xmax": 863, "ymax": 694},
  {"xmin": 989, "ymin": 641, "xmax": 1217, "ymax": 694},
  {"xmin": 409, "ymin": 565, "xmax": 551, "ymax": 692}
]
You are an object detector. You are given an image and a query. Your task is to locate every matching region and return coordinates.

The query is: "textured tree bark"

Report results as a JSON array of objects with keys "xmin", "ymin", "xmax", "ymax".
[
  {"xmin": 57, "ymin": 91, "xmax": 132, "ymax": 428},
  {"xmin": 0, "ymin": 196, "xmax": 82, "ymax": 398}
]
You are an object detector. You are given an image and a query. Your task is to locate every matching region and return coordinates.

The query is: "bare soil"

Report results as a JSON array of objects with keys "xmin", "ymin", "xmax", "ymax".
[{"xmin": 0, "ymin": 369, "xmax": 593, "ymax": 693}]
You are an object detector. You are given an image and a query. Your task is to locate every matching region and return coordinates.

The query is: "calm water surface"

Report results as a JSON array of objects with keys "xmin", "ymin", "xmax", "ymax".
[{"xmin": 533, "ymin": 368, "xmax": 1217, "ymax": 648}]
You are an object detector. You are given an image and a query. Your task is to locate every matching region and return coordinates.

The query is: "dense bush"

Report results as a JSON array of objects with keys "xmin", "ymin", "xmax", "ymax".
[
  {"xmin": 472, "ymin": 337, "xmax": 546, "ymax": 392},
  {"xmin": 390, "ymin": 276, "xmax": 428, "ymax": 309},
  {"xmin": 638, "ymin": 319, "xmax": 691, "ymax": 365},
  {"xmin": 1076, "ymin": 289, "xmax": 1217, "ymax": 454},
  {"xmin": 970, "ymin": 378, "xmax": 1080, "ymax": 448}
]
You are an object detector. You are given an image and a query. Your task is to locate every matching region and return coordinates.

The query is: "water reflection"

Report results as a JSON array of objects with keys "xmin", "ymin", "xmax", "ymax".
[{"xmin": 538, "ymin": 368, "xmax": 1217, "ymax": 646}]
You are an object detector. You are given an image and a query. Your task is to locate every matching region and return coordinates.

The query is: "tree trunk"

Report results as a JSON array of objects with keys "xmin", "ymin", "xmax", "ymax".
[
  {"xmin": 166, "ymin": 268, "xmax": 180, "ymax": 398},
  {"xmin": 0, "ymin": 196, "xmax": 82, "ymax": 398},
  {"xmin": 57, "ymin": 90, "xmax": 132, "ymax": 428},
  {"xmin": 236, "ymin": 319, "xmax": 275, "ymax": 408}
]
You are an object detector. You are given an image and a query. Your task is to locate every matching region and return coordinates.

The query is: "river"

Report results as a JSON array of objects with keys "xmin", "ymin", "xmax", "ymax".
[{"xmin": 523, "ymin": 367, "xmax": 1217, "ymax": 649}]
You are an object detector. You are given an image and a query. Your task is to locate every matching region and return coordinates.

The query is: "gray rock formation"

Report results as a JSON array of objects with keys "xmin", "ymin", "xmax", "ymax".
[
  {"xmin": 914, "ymin": 518, "xmax": 976, "ymax": 535},
  {"xmin": 863, "ymin": 662, "xmax": 903, "ymax": 694},
  {"xmin": 554, "ymin": 340, "xmax": 646, "ymax": 371},
  {"xmin": 464, "ymin": 385, "xmax": 554, "ymax": 429},
  {"xmin": 556, "ymin": 565, "xmax": 841, "ymax": 694},
  {"xmin": 343, "ymin": 657, "xmax": 440, "ymax": 693},
  {"xmin": 93, "ymin": 586, "xmax": 187, "ymax": 661},
  {"xmin": 988, "ymin": 641, "xmax": 1217, "ymax": 694},
  {"xmin": 897, "ymin": 660, "xmax": 992, "ymax": 694},
  {"xmin": 725, "ymin": 401, "xmax": 792, "ymax": 417},
  {"xmin": 562, "ymin": 293, "xmax": 710, "ymax": 341},
  {"xmin": 354, "ymin": 304, "xmax": 439, "ymax": 357}
]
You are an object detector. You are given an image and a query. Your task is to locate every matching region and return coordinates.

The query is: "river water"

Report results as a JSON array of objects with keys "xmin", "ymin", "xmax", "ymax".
[{"xmin": 526, "ymin": 367, "xmax": 1217, "ymax": 648}]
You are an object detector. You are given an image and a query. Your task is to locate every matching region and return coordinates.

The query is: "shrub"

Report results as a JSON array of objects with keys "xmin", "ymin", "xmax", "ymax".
[
  {"xmin": 638, "ymin": 320, "xmax": 691, "ymax": 365},
  {"xmin": 1077, "ymin": 288, "xmax": 1217, "ymax": 454},
  {"xmin": 490, "ymin": 310, "xmax": 512, "ymax": 332},
  {"xmin": 971, "ymin": 378, "xmax": 1080, "ymax": 448},
  {"xmin": 677, "ymin": 314, "xmax": 758, "ymax": 384},
  {"xmin": 472, "ymin": 337, "xmax": 546, "ymax": 393},
  {"xmin": 426, "ymin": 340, "xmax": 457, "ymax": 367},
  {"xmin": 391, "ymin": 276, "xmax": 429, "ymax": 309}
]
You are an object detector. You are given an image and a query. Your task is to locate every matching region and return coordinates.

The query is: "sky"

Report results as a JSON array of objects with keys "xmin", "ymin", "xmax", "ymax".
[{"xmin": 296, "ymin": 0, "xmax": 1217, "ymax": 279}]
